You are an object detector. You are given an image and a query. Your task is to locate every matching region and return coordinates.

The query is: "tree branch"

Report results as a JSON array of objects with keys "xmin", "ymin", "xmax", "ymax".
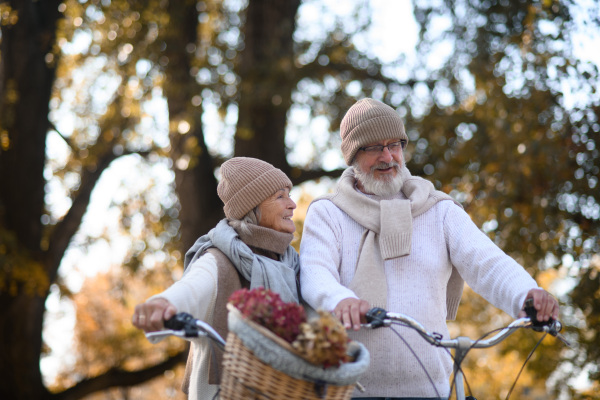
[
  {"xmin": 52, "ymin": 351, "xmax": 187, "ymax": 400},
  {"xmin": 44, "ymin": 148, "xmax": 151, "ymax": 281},
  {"xmin": 48, "ymin": 121, "xmax": 76, "ymax": 151},
  {"xmin": 45, "ymin": 148, "xmax": 119, "ymax": 281},
  {"xmin": 289, "ymin": 167, "xmax": 346, "ymax": 187},
  {"xmin": 44, "ymin": 76, "xmax": 149, "ymax": 280}
]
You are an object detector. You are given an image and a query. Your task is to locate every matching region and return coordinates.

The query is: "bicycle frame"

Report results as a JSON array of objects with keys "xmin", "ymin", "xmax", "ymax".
[{"xmin": 363, "ymin": 308, "xmax": 567, "ymax": 400}]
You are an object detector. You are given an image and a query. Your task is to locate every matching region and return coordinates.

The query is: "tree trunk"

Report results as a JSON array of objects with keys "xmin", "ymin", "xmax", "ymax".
[
  {"xmin": 234, "ymin": 0, "xmax": 301, "ymax": 174},
  {"xmin": 162, "ymin": 0, "xmax": 223, "ymax": 252},
  {"xmin": 0, "ymin": 293, "xmax": 49, "ymax": 399},
  {"xmin": 0, "ymin": 0, "xmax": 60, "ymax": 248},
  {"xmin": 0, "ymin": 1, "xmax": 62, "ymax": 398}
]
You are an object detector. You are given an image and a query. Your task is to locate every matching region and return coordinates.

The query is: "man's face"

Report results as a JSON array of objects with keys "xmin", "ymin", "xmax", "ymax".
[{"xmin": 353, "ymin": 138, "xmax": 405, "ymax": 196}]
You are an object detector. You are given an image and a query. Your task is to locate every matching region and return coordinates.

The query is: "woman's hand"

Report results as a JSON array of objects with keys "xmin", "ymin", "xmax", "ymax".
[{"xmin": 132, "ymin": 298, "xmax": 177, "ymax": 332}]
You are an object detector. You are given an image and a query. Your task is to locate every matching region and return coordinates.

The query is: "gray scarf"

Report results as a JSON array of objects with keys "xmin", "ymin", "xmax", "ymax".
[
  {"xmin": 184, "ymin": 219, "xmax": 300, "ymax": 303},
  {"xmin": 316, "ymin": 167, "xmax": 465, "ymax": 319}
]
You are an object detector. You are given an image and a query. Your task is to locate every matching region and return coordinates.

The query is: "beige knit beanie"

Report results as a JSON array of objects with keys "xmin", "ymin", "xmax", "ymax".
[
  {"xmin": 340, "ymin": 98, "xmax": 408, "ymax": 165},
  {"xmin": 217, "ymin": 157, "xmax": 292, "ymax": 220}
]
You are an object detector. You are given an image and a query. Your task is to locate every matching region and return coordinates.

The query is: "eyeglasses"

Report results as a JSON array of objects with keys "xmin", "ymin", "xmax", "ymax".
[{"xmin": 359, "ymin": 140, "xmax": 407, "ymax": 155}]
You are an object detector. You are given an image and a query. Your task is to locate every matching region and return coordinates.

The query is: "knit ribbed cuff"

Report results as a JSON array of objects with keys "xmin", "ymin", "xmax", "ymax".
[{"xmin": 379, "ymin": 232, "xmax": 412, "ymax": 260}]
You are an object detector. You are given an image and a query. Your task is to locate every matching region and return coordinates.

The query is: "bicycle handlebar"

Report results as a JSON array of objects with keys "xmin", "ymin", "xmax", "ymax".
[
  {"xmin": 144, "ymin": 312, "xmax": 226, "ymax": 350},
  {"xmin": 363, "ymin": 298, "xmax": 570, "ymax": 348},
  {"xmin": 362, "ymin": 299, "xmax": 571, "ymax": 400}
]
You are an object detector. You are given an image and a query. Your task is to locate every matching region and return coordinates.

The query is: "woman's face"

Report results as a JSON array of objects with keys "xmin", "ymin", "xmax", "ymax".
[{"xmin": 257, "ymin": 188, "xmax": 296, "ymax": 233}]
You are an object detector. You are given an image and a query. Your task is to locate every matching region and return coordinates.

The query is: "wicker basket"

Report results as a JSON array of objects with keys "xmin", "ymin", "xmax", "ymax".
[
  {"xmin": 220, "ymin": 306, "xmax": 369, "ymax": 400},
  {"xmin": 220, "ymin": 332, "xmax": 355, "ymax": 400}
]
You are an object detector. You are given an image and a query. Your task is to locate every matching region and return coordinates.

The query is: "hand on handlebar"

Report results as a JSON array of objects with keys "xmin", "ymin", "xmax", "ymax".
[
  {"xmin": 132, "ymin": 297, "xmax": 178, "ymax": 332},
  {"xmin": 518, "ymin": 288, "xmax": 559, "ymax": 322},
  {"xmin": 334, "ymin": 297, "xmax": 370, "ymax": 331},
  {"xmin": 143, "ymin": 312, "xmax": 227, "ymax": 349}
]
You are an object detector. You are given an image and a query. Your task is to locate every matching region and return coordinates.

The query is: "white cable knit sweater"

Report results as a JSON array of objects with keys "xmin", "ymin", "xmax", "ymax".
[{"xmin": 299, "ymin": 191, "xmax": 539, "ymax": 398}]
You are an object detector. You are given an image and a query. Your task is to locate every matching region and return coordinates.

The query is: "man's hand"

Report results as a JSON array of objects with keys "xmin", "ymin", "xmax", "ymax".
[
  {"xmin": 518, "ymin": 288, "xmax": 559, "ymax": 322},
  {"xmin": 132, "ymin": 298, "xmax": 177, "ymax": 332},
  {"xmin": 333, "ymin": 297, "xmax": 370, "ymax": 331}
]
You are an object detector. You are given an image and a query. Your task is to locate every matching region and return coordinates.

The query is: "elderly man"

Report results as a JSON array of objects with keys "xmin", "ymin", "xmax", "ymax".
[{"xmin": 299, "ymin": 98, "xmax": 559, "ymax": 399}]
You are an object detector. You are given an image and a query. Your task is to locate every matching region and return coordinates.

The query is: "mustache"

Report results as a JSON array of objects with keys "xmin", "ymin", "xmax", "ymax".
[{"xmin": 370, "ymin": 161, "xmax": 401, "ymax": 172}]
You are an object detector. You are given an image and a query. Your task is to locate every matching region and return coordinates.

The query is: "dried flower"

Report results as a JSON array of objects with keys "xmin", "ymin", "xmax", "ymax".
[
  {"xmin": 229, "ymin": 288, "xmax": 350, "ymax": 368},
  {"xmin": 228, "ymin": 287, "xmax": 306, "ymax": 343},
  {"xmin": 292, "ymin": 310, "xmax": 350, "ymax": 368}
]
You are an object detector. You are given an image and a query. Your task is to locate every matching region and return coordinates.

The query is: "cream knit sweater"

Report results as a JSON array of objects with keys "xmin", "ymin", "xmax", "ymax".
[
  {"xmin": 151, "ymin": 253, "xmax": 220, "ymax": 400},
  {"xmin": 299, "ymin": 191, "xmax": 539, "ymax": 398}
]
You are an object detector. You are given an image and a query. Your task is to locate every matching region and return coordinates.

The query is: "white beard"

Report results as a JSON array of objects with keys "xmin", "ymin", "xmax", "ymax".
[{"xmin": 353, "ymin": 161, "xmax": 404, "ymax": 196}]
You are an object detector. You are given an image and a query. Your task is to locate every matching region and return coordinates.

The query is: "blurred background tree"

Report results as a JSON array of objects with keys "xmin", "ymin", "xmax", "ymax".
[
  {"xmin": 0, "ymin": 0, "xmax": 598, "ymax": 399},
  {"xmin": 406, "ymin": 1, "xmax": 599, "ymax": 398}
]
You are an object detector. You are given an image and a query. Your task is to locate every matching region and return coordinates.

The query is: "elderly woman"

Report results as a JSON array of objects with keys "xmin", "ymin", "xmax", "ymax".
[{"xmin": 132, "ymin": 157, "xmax": 299, "ymax": 400}]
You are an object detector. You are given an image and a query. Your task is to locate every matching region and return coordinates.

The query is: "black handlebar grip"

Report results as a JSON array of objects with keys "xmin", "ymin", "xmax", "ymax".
[
  {"xmin": 523, "ymin": 298, "xmax": 556, "ymax": 331},
  {"xmin": 164, "ymin": 312, "xmax": 195, "ymax": 330},
  {"xmin": 365, "ymin": 307, "xmax": 387, "ymax": 328}
]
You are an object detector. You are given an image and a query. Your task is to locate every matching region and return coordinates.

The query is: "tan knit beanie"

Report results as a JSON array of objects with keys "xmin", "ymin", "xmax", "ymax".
[
  {"xmin": 340, "ymin": 98, "xmax": 408, "ymax": 165},
  {"xmin": 217, "ymin": 157, "xmax": 292, "ymax": 220}
]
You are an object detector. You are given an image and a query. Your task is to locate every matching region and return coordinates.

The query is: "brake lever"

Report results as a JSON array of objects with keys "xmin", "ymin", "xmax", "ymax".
[
  {"xmin": 145, "ymin": 329, "xmax": 202, "ymax": 344},
  {"xmin": 523, "ymin": 298, "xmax": 572, "ymax": 347},
  {"xmin": 547, "ymin": 320, "xmax": 572, "ymax": 347},
  {"xmin": 554, "ymin": 332, "xmax": 572, "ymax": 347},
  {"xmin": 144, "ymin": 312, "xmax": 203, "ymax": 344},
  {"xmin": 364, "ymin": 307, "xmax": 388, "ymax": 329}
]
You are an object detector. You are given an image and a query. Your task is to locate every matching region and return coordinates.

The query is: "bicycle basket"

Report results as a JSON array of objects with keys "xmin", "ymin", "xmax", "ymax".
[{"xmin": 220, "ymin": 305, "xmax": 370, "ymax": 400}]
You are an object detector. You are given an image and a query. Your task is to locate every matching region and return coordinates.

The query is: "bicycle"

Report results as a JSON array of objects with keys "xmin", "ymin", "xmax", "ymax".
[
  {"xmin": 362, "ymin": 298, "xmax": 571, "ymax": 400},
  {"xmin": 144, "ymin": 310, "xmax": 369, "ymax": 400}
]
